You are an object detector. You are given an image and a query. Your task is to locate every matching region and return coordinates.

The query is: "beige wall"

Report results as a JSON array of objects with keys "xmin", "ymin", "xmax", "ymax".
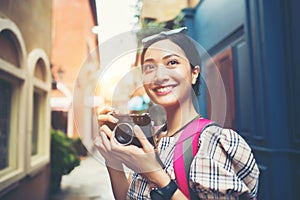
[
  {"xmin": 0, "ymin": 0, "xmax": 52, "ymax": 199},
  {"xmin": 0, "ymin": 0, "xmax": 52, "ymax": 57}
]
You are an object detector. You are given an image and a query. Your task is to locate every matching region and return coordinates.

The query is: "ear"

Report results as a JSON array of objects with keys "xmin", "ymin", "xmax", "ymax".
[{"xmin": 191, "ymin": 65, "xmax": 200, "ymax": 85}]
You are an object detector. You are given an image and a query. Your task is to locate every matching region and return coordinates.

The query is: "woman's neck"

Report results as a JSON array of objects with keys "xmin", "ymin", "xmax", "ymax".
[{"xmin": 164, "ymin": 103, "xmax": 199, "ymax": 136}]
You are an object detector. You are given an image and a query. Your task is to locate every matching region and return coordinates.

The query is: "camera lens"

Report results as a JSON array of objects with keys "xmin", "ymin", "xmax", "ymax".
[{"xmin": 114, "ymin": 123, "xmax": 133, "ymax": 145}]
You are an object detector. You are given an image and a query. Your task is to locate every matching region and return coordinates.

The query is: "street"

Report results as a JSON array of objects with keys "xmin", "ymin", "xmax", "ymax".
[{"xmin": 50, "ymin": 155, "xmax": 115, "ymax": 200}]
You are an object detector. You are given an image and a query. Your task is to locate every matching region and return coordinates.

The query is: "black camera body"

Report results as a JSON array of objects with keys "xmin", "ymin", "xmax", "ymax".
[{"xmin": 106, "ymin": 113, "xmax": 155, "ymax": 148}]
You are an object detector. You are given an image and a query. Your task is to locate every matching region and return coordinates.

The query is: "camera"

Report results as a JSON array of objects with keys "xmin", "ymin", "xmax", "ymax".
[{"xmin": 106, "ymin": 113, "xmax": 155, "ymax": 148}]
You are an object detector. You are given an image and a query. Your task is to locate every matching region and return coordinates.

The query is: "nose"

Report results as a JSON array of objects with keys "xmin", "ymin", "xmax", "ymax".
[{"xmin": 154, "ymin": 64, "xmax": 169, "ymax": 83}]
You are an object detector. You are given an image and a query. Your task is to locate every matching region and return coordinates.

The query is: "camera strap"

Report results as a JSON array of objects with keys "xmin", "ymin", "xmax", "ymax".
[{"xmin": 173, "ymin": 118, "xmax": 214, "ymax": 199}]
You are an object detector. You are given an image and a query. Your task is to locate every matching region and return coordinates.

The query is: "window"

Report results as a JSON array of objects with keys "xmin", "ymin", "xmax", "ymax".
[
  {"xmin": 0, "ymin": 76, "xmax": 20, "ymax": 177},
  {"xmin": 31, "ymin": 92, "xmax": 39, "ymax": 156},
  {"xmin": 0, "ymin": 79, "xmax": 12, "ymax": 170},
  {"xmin": 28, "ymin": 54, "xmax": 51, "ymax": 173},
  {"xmin": 31, "ymin": 87, "xmax": 48, "ymax": 158},
  {"xmin": 0, "ymin": 22, "xmax": 27, "ymax": 190},
  {"xmin": 31, "ymin": 89, "xmax": 46, "ymax": 156},
  {"xmin": 0, "ymin": 18, "xmax": 51, "ymax": 191}
]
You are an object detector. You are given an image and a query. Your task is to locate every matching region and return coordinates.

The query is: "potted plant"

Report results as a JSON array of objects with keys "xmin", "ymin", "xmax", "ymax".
[{"xmin": 50, "ymin": 129, "xmax": 80, "ymax": 194}]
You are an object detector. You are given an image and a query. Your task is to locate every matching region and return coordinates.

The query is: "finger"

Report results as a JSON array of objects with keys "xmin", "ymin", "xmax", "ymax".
[
  {"xmin": 97, "ymin": 114, "xmax": 118, "ymax": 124},
  {"xmin": 100, "ymin": 130, "xmax": 124, "ymax": 156},
  {"xmin": 94, "ymin": 136, "xmax": 103, "ymax": 147},
  {"xmin": 95, "ymin": 106, "xmax": 115, "ymax": 115},
  {"xmin": 94, "ymin": 136, "xmax": 123, "ymax": 171},
  {"xmin": 95, "ymin": 106, "xmax": 117, "ymax": 124},
  {"xmin": 94, "ymin": 136, "xmax": 107, "ymax": 155},
  {"xmin": 99, "ymin": 124, "xmax": 115, "ymax": 140},
  {"xmin": 100, "ymin": 131, "xmax": 111, "ymax": 151},
  {"xmin": 99, "ymin": 125, "xmax": 124, "ymax": 153},
  {"xmin": 133, "ymin": 125, "xmax": 154, "ymax": 152}
]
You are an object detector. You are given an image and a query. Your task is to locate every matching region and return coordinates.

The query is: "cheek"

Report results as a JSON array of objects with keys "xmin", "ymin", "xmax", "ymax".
[
  {"xmin": 174, "ymin": 68, "xmax": 192, "ymax": 82},
  {"xmin": 142, "ymin": 82, "xmax": 149, "ymax": 87},
  {"xmin": 142, "ymin": 82, "xmax": 151, "ymax": 92},
  {"xmin": 142, "ymin": 83, "xmax": 154, "ymax": 98}
]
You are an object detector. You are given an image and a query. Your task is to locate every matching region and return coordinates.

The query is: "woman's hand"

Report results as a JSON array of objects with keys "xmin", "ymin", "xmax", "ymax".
[
  {"xmin": 95, "ymin": 106, "xmax": 169, "ymax": 184},
  {"xmin": 95, "ymin": 106, "xmax": 118, "ymax": 127},
  {"xmin": 130, "ymin": 125, "xmax": 172, "ymax": 187},
  {"xmin": 94, "ymin": 106, "xmax": 123, "ymax": 170},
  {"xmin": 95, "ymin": 106, "xmax": 132, "ymax": 200},
  {"xmin": 96, "ymin": 123, "xmax": 163, "ymax": 173},
  {"xmin": 119, "ymin": 125, "xmax": 162, "ymax": 173}
]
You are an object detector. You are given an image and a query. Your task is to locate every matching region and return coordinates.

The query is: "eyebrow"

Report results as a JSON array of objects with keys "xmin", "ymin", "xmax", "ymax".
[{"xmin": 143, "ymin": 54, "xmax": 182, "ymax": 63}]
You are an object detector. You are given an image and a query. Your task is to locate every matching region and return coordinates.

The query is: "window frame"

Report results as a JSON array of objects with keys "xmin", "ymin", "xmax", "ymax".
[
  {"xmin": 0, "ymin": 18, "xmax": 51, "ymax": 191},
  {"xmin": 26, "ymin": 49, "xmax": 51, "ymax": 175},
  {"xmin": 0, "ymin": 74, "xmax": 23, "ymax": 175},
  {"xmin": 0, "ymin": 63, "xmax": 27, "ymax": 191},
  {"xmin": 0, "ymin": 19, "xmax": 28, "ymax": 191}
]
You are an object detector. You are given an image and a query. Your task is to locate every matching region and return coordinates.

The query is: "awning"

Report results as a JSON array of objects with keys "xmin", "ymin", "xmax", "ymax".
[{"xmin": 51, "ymin": 97, "xmax": 72, "ymax": 112}]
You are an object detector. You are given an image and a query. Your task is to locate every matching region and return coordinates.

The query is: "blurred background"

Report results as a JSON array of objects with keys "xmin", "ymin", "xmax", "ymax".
[{"xmin": 0, "ymin": 0, "xmax": 299, "ymax": 199}]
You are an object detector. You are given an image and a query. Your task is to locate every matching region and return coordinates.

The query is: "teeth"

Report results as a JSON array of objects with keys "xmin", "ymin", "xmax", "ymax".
[{"xmin": 156, "ymin": 86, "xmax": 172, "ymax": 93}]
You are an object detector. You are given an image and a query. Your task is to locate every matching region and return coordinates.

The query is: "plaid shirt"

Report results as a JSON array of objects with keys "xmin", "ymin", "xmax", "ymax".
[{"xmin": 126, "ymin": 125, "xmax": 259, "ymax": 200}]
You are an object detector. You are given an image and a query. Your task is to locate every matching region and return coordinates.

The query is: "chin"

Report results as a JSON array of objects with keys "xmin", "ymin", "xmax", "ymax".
[{"xmin": 153, "ymin": 98, "xmax": 180, "ymax": 108}]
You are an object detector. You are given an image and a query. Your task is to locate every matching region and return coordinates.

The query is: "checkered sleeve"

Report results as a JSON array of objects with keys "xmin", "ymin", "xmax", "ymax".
[{"xmin": 189, "ymin": 126, "xmax": 260, "ymax": 199}]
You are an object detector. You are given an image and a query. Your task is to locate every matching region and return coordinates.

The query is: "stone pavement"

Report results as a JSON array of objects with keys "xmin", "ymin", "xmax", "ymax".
[{"xmin": 50, "ymin": 155, "xmax": 115, "ymax": 200}]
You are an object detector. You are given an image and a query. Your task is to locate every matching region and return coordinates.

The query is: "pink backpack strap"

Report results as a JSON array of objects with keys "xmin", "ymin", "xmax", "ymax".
[{"xmin": 173, "ymin": 118, "xmax": 212, "ymax": 199}]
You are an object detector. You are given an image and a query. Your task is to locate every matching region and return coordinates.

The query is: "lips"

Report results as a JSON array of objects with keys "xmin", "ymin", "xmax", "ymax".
[{"xmin": 153, "ymin": 85, "xmax": 177, "ymax": 95}]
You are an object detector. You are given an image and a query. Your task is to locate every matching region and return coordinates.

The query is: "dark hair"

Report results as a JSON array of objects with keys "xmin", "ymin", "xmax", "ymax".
[{"xmin": 141, "ymin": 32, "xmax": 202, "ymax": 95}]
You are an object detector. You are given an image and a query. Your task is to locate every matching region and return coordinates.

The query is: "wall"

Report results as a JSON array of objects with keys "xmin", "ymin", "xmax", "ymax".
[
  {"xmin": 1, "ymin": 165, "xmax": 51, "ymax": 200},
  {"xmin": 0, "ymin": 0, "xmax": 52, "ymax": 56},
  {"xmin": 0, "ymin": 0, "xmax": 52, "ymax": 199},
  {"xmin": 51, "ymin": 0, "xmax": 98, "ymax": 143},
  {"xmin": 51, "ymin": 0, "xmax": 97, "ymax": 91},
  {"xmin": 185, "ymin": 0, "xmax": 300, "ymax": 199},
  {"xmin": 192, "ymin": 0, "xmax": 245, "ymax": 51}
]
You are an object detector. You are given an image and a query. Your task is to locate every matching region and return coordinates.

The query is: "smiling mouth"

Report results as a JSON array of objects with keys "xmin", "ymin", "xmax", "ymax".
[{"xmin": 153, "ymin": 85, "xmax": 176, "ymax": 95}]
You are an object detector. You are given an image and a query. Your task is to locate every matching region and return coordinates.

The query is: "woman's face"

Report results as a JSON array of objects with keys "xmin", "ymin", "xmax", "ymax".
[{"xmin": 142, "ymin": 39, "xmax": 199, "ymax": 108}]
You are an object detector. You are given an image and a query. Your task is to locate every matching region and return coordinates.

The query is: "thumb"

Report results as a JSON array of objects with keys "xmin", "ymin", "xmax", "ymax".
[{"xmin": 133, "ymin": 125, "xmax": 154, "ymax": 152}]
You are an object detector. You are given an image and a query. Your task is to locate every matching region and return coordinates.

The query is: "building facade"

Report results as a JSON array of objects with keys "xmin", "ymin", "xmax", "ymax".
[
  {"xmin": 0, "ymin": 0, "xmax": 98, "ymax": 199},
  {"xmin": 182, "ymin": 0, "xmax": 300, "ymax": 199},
  {"xmin": 0, "ymin": 0, "xmax": 52, "ymax": 199},
  {"xmin": 51, "ymin": 0, "xmax": 98, "ymax": 143}
]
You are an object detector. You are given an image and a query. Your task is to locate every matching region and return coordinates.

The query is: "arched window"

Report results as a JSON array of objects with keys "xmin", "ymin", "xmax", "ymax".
[
  {"xmin": 0, "ymin": 18, "xmax": 28, "ymax": 190},
  {"xmin": 27, "ymin": 49, "xmax": 51, "ymax": 173},
  {"xmin": 0, "ymin": 18, "xmax": 51, "ymax": 190}
]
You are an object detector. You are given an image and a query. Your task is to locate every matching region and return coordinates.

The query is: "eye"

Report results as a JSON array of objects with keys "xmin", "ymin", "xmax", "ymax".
[
  {"xmin": 167, "ymin": 59, "xmax": 179, "ymax": 67},
  {"xmin": 142, "ymin": 63, "xmax": 156, "ymax": 73}
]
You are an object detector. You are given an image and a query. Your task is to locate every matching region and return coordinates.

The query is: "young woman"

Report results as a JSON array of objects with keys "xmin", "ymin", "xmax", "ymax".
[{"xmin": 95, "ymin": 28, "xmax": 259, "ymax": 200}]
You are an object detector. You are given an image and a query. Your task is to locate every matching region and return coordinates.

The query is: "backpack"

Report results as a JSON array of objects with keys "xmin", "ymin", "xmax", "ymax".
[{"xmin": 173, "ymin": 118, "xmax": 213, "ymax": 199}]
